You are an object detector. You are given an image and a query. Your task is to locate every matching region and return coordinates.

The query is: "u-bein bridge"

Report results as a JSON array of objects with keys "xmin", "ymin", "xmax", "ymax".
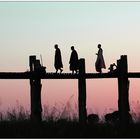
[{"xmin": 0, "ymin": 55, "xmax": 140, "ymax": 127}]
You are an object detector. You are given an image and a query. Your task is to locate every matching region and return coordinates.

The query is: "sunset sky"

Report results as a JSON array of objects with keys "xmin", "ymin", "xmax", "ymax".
[{"xmin": 0, "ymin": 1, "xmax": 140, "ymax": 116}]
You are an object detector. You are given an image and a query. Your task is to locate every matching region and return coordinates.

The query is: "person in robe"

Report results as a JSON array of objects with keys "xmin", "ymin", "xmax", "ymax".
[
  {"xmin": 54, "ymin": 44, "xmax": 63, "ymax": 73},
  {"xmin": 69, "ymin": 46, "xmax": 79, "ymax": 74},
  {"xmin": 95, "ymin": 44, "xmax": 106, "ymax": 73}
]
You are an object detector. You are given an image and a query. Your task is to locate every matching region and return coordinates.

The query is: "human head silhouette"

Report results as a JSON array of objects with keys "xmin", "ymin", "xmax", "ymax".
[
  {"xmin": 54, "ymin": 44, "xmax": 58, "ymax": 49},
  {"xmin": 98, "ymin": 44, "xmax": 101, "ymax": 49},
  {"xmin": 71, "ymin": 46, "xmax": 74, "ymax": 51}
]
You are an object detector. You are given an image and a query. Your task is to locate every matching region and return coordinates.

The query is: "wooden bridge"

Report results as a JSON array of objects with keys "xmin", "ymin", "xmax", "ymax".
[
  {"xmin": 0, "ymin": 55, "xmax": 139, "ymax": 128},
  {"xmin": 0, "ymin": 71, "xmax": 140, "ymax": 79}
]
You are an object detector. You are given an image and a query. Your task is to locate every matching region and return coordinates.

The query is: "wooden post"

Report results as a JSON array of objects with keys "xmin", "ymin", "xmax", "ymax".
[
  {"xmin": 117, "ymin": 55, "xmax": 130, "ymax": 128},
  {"xmin": 78, "ymin": 58, "xmax": 87, "ymax": 124},
  {"xmin": 29, "ymin": 55, "xmax": 36, "ymax": 121},
  {"xmin": 29, "ymin": 56, "xmax": 42, "ymax": 123}
]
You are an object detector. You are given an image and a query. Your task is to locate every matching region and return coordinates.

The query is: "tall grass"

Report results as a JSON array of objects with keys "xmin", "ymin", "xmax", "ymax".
[
  {"xmin": 0, "ymin": 100, "xmax": 140, "ymax": 138},
  {"xmin": 130, "ymin": 100, "xmax": 140, "ymax": 122},
  {"xmin": 42, "ymin": 95, "xmax": 78, "ymax": 121},
  {"xmin": 0, "ymin": 95, "xmax": 78, "ymax": 122},
  {"xmin": 1, "ymin": 100, "xmax": 140, "ymax": 122}
]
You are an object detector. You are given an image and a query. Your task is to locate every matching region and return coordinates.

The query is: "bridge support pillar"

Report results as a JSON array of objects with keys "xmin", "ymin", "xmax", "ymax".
[
  {"xmin": 117, "ymin": 55, "xmax": 130, "ymax": 128},
  {"xmin": 78, "ymin": 58, "xmax": 87, "ymax": 124},
  {"xmin": 29, "ymin": 56, "xmax": 42, "ymax": 123}
]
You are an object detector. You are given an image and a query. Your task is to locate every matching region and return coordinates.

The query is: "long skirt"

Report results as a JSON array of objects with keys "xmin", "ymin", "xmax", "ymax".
[{"xmin": 95, "ymin": 55, "xmax": 106, "ymax": 72}]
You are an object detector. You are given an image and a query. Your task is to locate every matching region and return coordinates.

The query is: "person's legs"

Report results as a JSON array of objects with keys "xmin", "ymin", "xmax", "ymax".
[
  {"xmin": 60, "ymin": 68, "xmax": 63, "ymax": 73},
  {"xmin": 56, "ymin": 69, "xmax": 58, "ymax": 73},
  {"xmin": 100, "ymin": 68, "xmax": 102, "ymax": 73},
  {"xmin": 76, "ymin": 69, "xmax": 78, "ymax": 74}
]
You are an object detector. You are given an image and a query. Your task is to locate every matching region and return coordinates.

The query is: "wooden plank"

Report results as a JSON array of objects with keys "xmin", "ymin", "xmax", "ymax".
[
  {"xmin": 0, "ymin": 72, "xmax": 118, "ymax": 79},
  {"xmin": 0, "ymin": 72, "xmax": 139, "ymax": 79},
  {"xmin": 128, "ymin": 72, "xmax": 140, "ymax": 78},
  {"xmin": 85, "ymin": 72, "xmax": 118, "ymax": 79}
]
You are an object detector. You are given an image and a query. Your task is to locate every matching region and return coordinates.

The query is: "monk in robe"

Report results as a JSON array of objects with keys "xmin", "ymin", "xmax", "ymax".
[
  {"xmin": 54, "ymin": 44, "xmax": 63, "ymax": 73},
  {"xmin": 95, "ymin": 44, "xmax": 106, "ymax": 73},
  {"xmin": 69, "ymin": 46, "xmax": 79, "ymax": 74}
]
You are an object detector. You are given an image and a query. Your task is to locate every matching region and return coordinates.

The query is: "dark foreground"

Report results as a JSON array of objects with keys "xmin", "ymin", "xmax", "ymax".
[{"xmin": 0, "ymin": 120, "xmax": 140, "ymax": 138}]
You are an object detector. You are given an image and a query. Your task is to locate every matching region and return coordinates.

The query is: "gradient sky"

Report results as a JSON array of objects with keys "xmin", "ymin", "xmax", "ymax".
[{"xmin": 0, "ymin": 2, "xmax": 140, "ymax": 116}]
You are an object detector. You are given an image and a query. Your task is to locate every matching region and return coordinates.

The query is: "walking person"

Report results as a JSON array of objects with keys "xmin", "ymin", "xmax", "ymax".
[
  {"xmin": 54, "ymin": 44, "xmax": 63, "ymax": 73},
  {"xmin": 69, "ymin": 46, "xmax": 79, "ymax": 74},
  {"xmin": 95, "ymin": 44, "xmax": 106, "ymax": 73}
]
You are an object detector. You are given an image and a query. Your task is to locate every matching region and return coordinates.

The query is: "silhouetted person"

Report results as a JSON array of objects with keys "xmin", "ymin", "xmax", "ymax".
[
  {"xmin": 108, "ymin": 63, "xmax": 117, "ymax": 73},
  {"xmin": 54, "ymin": 44, "xmax": 63, "ymax": 73},
  {"xmin": 69, "ymin": 46, "xmax": 78, "ymax": 74},
  {"xmin": 95, "ymin": 44, "xmax": 106, "ymax": 73}
]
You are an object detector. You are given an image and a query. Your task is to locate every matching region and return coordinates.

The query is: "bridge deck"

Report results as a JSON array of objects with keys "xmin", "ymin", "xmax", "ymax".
[{"xmin": 0, "ymin": 72, "xmax": 139, "ymax": 79}]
